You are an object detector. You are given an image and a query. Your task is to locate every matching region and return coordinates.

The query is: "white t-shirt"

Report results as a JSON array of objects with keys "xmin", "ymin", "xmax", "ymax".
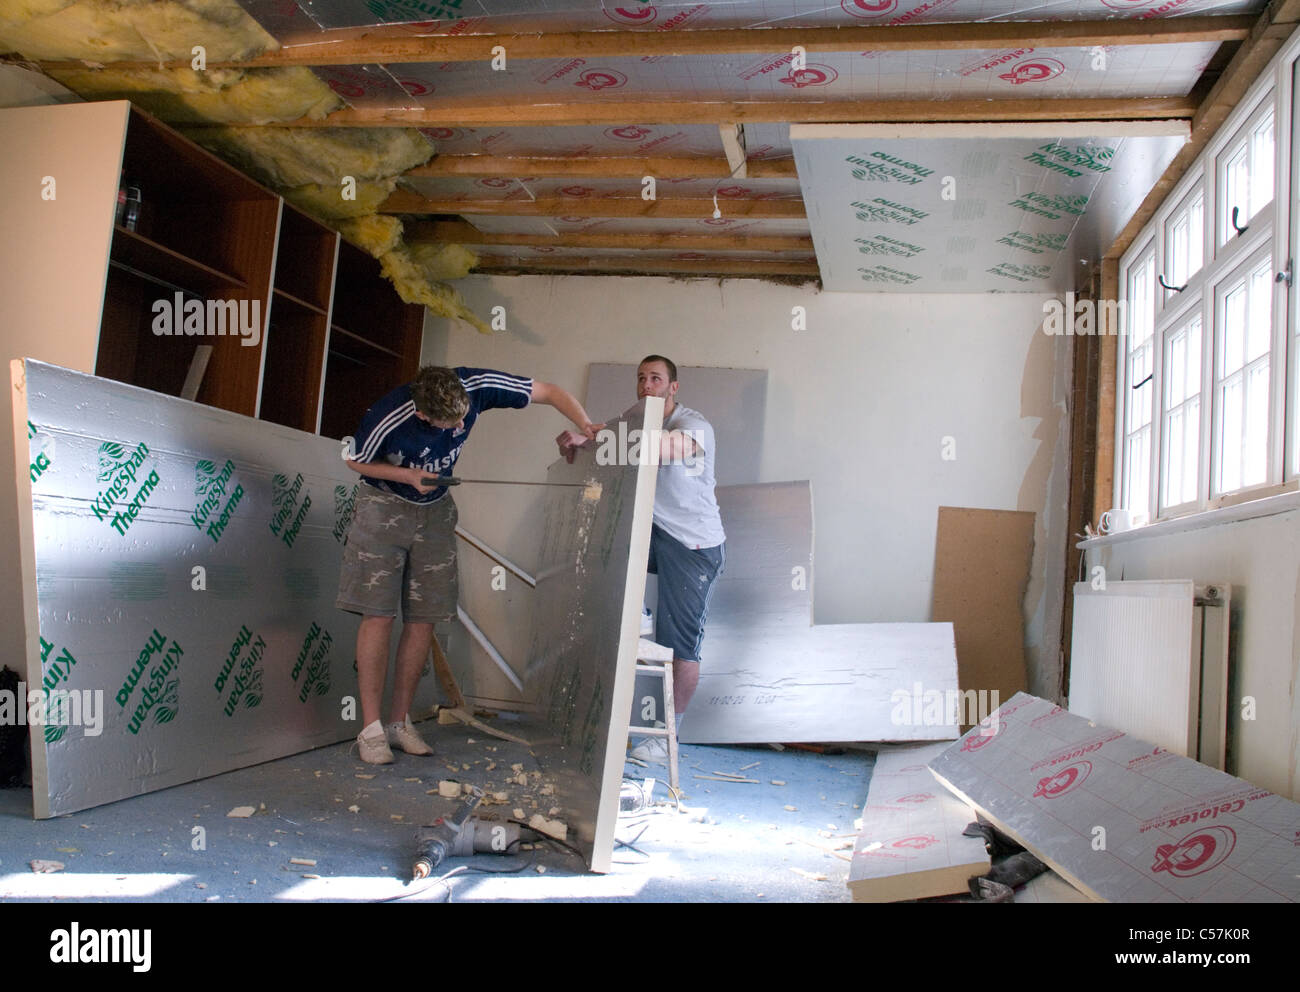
[{"xmin": 652, "ymin": 403, "xmax": 726, "ymax": 550}]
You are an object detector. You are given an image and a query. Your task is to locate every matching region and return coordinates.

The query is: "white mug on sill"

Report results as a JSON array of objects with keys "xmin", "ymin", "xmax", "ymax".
[{"xmin": 1099, "ymin": 508, "xmax": 1133, "ymax": 534}]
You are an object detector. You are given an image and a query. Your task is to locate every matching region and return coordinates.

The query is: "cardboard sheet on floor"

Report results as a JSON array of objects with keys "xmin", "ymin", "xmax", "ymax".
[
  {"xmin": 848, "ymin": 742, "xmax": 989, "ymax": 903},
  {"xmin": 928, "ymin": 693, "xmax": 1300, "ymax": 902},
  {"xmin": 10, "ymin": 359, "xmax": 439, "ymax": 818},
  {"xmin": 520, "ymin": 398, "xmax": 663, "ymax": 873},
  {"xmin": 678, "ymin": 622, "xmax": 960, "ymax": 744},
  {"xmin": 930, "ymin": 506, "xmax": 1034, "ymax": 709}
]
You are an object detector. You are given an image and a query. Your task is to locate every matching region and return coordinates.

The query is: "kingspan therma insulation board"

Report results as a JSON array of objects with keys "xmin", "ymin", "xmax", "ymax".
[
  {"xmin": 521, "ymin": 397, "xmax": 663, "ymax": 873},
  {"xmin": 928, "ymin": 693, "xmax": 1300, "ymax": 902},
  {"xmin": 10, "ymin": 359, "xmax": 444, "ymax": 818},
  {"xmin": 848, "ymin": 742, "xmax": 990, "ymax": 902}
]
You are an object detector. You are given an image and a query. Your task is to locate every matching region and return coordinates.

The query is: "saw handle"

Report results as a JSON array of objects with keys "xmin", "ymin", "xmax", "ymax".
[{"xmin": 421, "ymin": 476, "xmax": 460, "ymax": 487}]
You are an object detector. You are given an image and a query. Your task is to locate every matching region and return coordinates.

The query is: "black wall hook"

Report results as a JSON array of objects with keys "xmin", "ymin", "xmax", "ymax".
[
  {"xmin": 1158, "ymin": 274, "xmax": 1186, "ymax": 293},
  {"xmin": 1230, "ymin": 206, "xmax": 1249, "ymax": 237}
]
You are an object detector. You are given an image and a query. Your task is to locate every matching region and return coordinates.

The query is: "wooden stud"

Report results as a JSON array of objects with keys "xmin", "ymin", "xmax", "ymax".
[
  {"xmin": 472, "ymin": 254, "xmax": 820, "ymax": 278},
  {"xmin": 407, "ymin": 220, "xmax": 813, "ymax": 253},
  {"xmin": 406, "ymin": 156, "xmax": 797, "ymax": 180},
  {"xmin": 66, "ymin": 16, "xmax": 1257, "ymax": 70},
  {"xmin": 254, "ymin": 96, "xmax": 1198, "ymax": 129},
  {"xmin": 379, "ymin": 190, "xmax": 806, "ymax": 219}
]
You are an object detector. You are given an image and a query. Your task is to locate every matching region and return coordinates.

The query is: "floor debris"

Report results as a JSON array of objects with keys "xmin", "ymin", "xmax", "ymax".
[
  {"xmin": 30, "ymin": 860, "xmax": 64, "ymax": 873},
  {"xmin": 227, "ymin": 806, "xmax": 256, "ymax": 818}
]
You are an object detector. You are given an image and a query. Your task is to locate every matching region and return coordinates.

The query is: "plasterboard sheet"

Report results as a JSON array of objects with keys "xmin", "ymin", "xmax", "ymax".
[
  {"xmin": 11, "ymin": 360, "xmax": 441, "ymax": 818},
  {"xmin": 399, "ymin": 175, "xmax": 804, "ymax": 201},
  {"xmin": 583, "ymin": 363, "xmax": 768, "ymax": 487},
  {"xmin": 467, "ymin": 215, "xmax": 811, "ymax": 236},
  {"xmin": 792, "ymin": 127, "xmax": 1191, "ymax": 292},
  {"xmin": 848, "ymin": 742, "xmax": 990, "ymax": 902},
  {"xmin": 314, "ymin": 43, "xmax": 1217, "ymax": 110},
  {"xmin": 677, "ymin": 622, "xmax": 960, "ymax": 744},
  {"xmin": 522, "ymin": 397, "xmax": 663, "ymax": 872},
  {"xmin": 628, "ymin": 481, "xmax": 811, "ymax": 735},
  {"xmin": 262, "ymin": 0, "xmax": 1263, "ymax": 36},
  {"xmin": 931, "ymin": 506, "xmax": 1033, "ymax": 707},
  {"xmin": 928, "ymin": 693, "xmax": 1300, "ymax": 902},
  {"xmin": 1069, "ymin": 579, "xmax": 1199, "ymax": 758}
]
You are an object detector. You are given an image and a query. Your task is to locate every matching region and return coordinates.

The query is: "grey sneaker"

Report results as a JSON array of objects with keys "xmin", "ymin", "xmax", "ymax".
[
  {"xmin": 357, "ymin": 720, "xmax": 394, "ymax": 764},
  {"xmin": 629, "ymin": 736, "xmax": 669, "ymax": 764},
  {"xmin": 386, "ymin": 715, "xmax": 433, "ymax": 756}
]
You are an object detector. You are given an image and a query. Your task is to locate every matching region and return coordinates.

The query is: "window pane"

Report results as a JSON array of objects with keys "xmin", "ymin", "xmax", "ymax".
[
  {"xmin": 1243, "ymin": 362, "xmax": 1269, "ymax": 487},
  {"xmin": 1167, "ymin": 191, "xmax": 1204, "ymax": 287},
  {"xmin": 1162, "ymin": 316, "xmax": 1202, "ymax": 509},
  {"xmin": 1222, "ymin": 281, "xmax": 1246, "ymax": 373},
  {"xmin": 1246, "ymin": 262, "xmax": 1272, "ymax": 361},
  {"xmin": 1250, "ymin": 110, "xmax": 1274, "ymax": 217},
  {"xmin": 1218, "ymin": 376, "xmax": 1243, "ymax": 492},
  {"xmin": 1126, "ymin": 426, "xmax": 1150, "ymax": 512},
  {"xmin": 1222, "ymin": 144, "xmax": 1249, "ymax": 244},
  {"xmin": 1181, "ymin": 397, "xmax": 1200, "ymax": 504}
]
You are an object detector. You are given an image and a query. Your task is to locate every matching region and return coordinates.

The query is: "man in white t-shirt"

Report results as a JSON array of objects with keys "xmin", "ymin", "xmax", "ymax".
[{"xmin": 557, "ymin": 355, "xmax": 726, "ymax": 762}]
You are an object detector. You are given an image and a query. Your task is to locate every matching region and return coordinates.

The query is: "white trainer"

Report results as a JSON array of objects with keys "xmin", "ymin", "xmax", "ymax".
[
  {"xmin": 386, "ymin": 715, "xmax": 434, "ymax": 756},
  {"xmin": 357, "ymin": 720, "xmax": 394, "ymax": 765},
  {"xmin": 629, "ymin": 736, "xmax": 669, "ymax": 763}
]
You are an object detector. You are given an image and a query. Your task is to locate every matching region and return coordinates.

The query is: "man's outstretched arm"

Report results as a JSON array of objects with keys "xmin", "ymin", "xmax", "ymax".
[{"xmin": 532, "ymin": 381, "xmax": 603, "ymax": 441}]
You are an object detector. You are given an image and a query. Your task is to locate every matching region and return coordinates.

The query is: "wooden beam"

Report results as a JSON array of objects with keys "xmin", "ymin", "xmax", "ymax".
[
  {"xmin": 68, "ymin": 16, "xmax": 1256, "ymax": 70},
  {"xmin": 260, "ymin": 97, "xmax": 1197, "ymax": 129},
  {"xmin": 1105, "ymin": 7, "xmax": 1298, "ymax": 261},
  {"xmin": 406, "ymin": 155, "xmax": 797, "ymax": 180},
  {"xmin": 407, "ymin": 220, "xmax": 813, "ymax": 253},
  {"xmin": 379, "ymin": 190, "xmax": 806, "ymax": 219},
  {"xmin": 473, "ymin": 254, "xmax": 821, "ymax": 278},
  {"xmin": 1093, "ymin": 257, "xmax": 1119, "ymax": 529}
]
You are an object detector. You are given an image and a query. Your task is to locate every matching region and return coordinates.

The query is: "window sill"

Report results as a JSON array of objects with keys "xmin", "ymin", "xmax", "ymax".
[{"xmin": 1077, "ymin": 487, "xmax": 1300, "ymax": 548}]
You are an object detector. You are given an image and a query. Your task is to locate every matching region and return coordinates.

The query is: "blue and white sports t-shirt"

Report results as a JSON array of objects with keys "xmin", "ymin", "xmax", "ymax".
[{"xmin": 350, "ymin": 368, "xmax": 533, "ymax": 503}]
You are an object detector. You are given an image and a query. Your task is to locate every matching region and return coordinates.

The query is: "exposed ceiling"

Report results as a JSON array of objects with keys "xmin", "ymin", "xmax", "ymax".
[{"xmin": 5, "ymin": 0, "xmax": 1296, "ymax": 302}]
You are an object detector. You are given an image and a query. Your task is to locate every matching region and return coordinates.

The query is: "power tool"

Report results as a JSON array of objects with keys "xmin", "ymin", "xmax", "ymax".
[{"xmin": 411, "ymin": 787, "xmax": 545, "ymax": 879}]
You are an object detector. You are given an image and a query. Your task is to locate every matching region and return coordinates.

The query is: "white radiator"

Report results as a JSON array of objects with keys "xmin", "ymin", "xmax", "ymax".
[{"xmin": 1068, "ymin": 580, "xmax": 1230, "ymax": 767}]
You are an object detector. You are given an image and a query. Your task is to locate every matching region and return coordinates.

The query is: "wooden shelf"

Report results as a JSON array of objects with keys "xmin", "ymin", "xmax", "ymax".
[
  {"xmin": 330, "ymin": 324, "xmax": 403, "ymax": 360},
  {"xmin": 111, "ymin": 226, "xmax": 247, "ymax": 295},
  {"xmin": 273, "ymin": 286, "xmax": 327, "ymax": 317}
]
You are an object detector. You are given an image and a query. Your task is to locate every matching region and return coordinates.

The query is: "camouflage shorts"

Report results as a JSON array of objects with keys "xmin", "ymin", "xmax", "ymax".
[{"xmin": 335, "ymin": 485, "xmax": 458, "ymax": 624}]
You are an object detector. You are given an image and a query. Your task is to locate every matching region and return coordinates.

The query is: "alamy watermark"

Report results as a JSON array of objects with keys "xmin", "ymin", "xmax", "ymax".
[
  {"xmin": 1042, "ymin": 292, "xmax": 1127, "ymax": 336},
  {"xmin": 151, "ymin": 293, "xmax": 262, "ymax": 347},
  {"xmin": 890, "ymin": 683, "xmax": 1001, "ymax": 734},
  {"xmin": 593, "ymin": 421, "xmax": 703, "ymax": 476},
  {"xmin": 0, "ymin": 684, "xmax": 104, "ymax": 737}
]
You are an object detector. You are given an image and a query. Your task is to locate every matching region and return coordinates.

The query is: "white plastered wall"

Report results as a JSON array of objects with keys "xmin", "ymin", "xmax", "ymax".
[{"xmin": 420, "ymin": 274, "xmax": 1072, "ymax": 701}]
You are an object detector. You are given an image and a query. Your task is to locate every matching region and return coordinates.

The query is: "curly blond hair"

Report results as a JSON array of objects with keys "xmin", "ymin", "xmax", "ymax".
[{"xmin": 411, "ymin": 366, "xmax": 470, "ymax": 422}]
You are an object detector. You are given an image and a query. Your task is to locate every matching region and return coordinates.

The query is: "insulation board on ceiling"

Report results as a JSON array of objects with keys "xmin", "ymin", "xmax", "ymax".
[
  {"xmin": 928, "ymin": 693, "xmax": 1300, "ymax": 902},
  {"xmin": 848, "ymin": 742, "xmax": 991, "ymax": 902},
  {"xmin": 792, "ymin": 122, "xmax": 1191, "ymax": 292}
]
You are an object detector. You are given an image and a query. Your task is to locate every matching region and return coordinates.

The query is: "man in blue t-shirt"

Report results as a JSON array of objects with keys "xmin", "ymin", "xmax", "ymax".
[{"xmin": 337, "ymin": 365, "xmax": 600, "ymax": 764}]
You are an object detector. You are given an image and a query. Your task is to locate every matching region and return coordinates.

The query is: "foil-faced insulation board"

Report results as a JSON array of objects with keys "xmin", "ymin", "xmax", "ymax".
[
  {"xmin": 522, "ymin": 397, "xmax": 663, "ymax": 872},
  {"xmin": 928, "ymin": 693, "xmax": 1300, "ymax": 902},
  {"xmin": 848, "ymin": 742, "xmax": 991, "ymax": 903},
  {"xmin": 791, "ymin": 122, "xmax": 1188, "ymax": 292},
  {"xmin": 263, "ymin": 0, "xmax": 1263, "ymax": 36},
  {"xmin": 10, "ymin": 359, "xmax": 444, "ymax": 818}
]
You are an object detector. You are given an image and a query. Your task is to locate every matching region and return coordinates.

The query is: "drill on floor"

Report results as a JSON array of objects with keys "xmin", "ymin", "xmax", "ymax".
[{"xmin": 412, "ymin": 788, "xmax": 544, "ymax": 879}]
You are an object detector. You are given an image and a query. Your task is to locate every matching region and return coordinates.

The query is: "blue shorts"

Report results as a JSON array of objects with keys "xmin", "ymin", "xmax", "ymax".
[{"xmin": 647, "ymin": 524, "xmax": 725, "ymax": 662}]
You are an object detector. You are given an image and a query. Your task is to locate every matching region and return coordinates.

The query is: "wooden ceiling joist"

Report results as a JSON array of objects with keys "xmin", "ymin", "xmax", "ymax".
[
  {"xmin": 265, "ymin": 96, "xmax": 1198, "ymax": 129},
  {"xmin": 380, "ymin": 190, "xmax": 806, "ymax": 218},
  {"xmin": 62, "ymin": 15, "xmax": 1256, "ymax": 71},
  {"xmin": 406, "ymin": 155, "xmax": 798, "ymax": 180},
  {"xmin": 408, "ymin": 220, "xmax": 813, "ymax": 253},
  {"xmin": 473, "ymin": 254, "xmax": 821, "ymax": 278}
]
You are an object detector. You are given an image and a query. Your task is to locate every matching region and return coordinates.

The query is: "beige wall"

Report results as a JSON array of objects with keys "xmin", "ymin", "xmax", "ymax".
[{"xmin": 421, "ymin": 273, "xmax": 1073, "ymax": 700}]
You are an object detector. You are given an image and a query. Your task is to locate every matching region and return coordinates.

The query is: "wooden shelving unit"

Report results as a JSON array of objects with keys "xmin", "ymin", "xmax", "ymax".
[
  {"xmin": 320, "ymin": 240, "xmax": 423, "ymax": 441},
  {"xmin": 26, "ymin": 102, "xmax": 431, "ymax": 437}
]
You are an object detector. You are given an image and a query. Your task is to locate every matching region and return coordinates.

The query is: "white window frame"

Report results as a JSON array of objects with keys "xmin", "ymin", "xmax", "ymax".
[{"xmin": 1115, "ymin": 29, "xmax": 1298, "ymax": 524}]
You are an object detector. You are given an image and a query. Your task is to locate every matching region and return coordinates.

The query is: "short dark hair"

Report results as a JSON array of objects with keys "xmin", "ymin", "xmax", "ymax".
[
  {"xmin": 638, "ymin": 355, "xmax": 677, "ymax": 382},
  {"xmin": 411, "ymin": 366, "xmax": 470, "ymax": 421}
]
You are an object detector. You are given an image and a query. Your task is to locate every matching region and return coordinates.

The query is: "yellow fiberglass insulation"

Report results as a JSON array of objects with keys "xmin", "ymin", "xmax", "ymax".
[
  {"xmin": 281, "ymin": 179, "xmax": 397, "ymax": 221},
  {"xmin": 0, "ymin": 0, "xmax": 278, "ymax": 62},
  {"xmin": 333, "ymin": 215, "xmax": 404, "ymax": 259},
  {"xmin": 47, "ymin": 65, "xmax": 340, "ymax": 125},
  {"xmin": 380, "ymin": 247, "xmax": 488, "ymax": 334},
  {"xmin": 184, "ymin": 126, "xmax": 433, "ymax": 189},
  {"xmin": 406, "ymin": 241, "xmax": 478, "ymax": 281}
]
